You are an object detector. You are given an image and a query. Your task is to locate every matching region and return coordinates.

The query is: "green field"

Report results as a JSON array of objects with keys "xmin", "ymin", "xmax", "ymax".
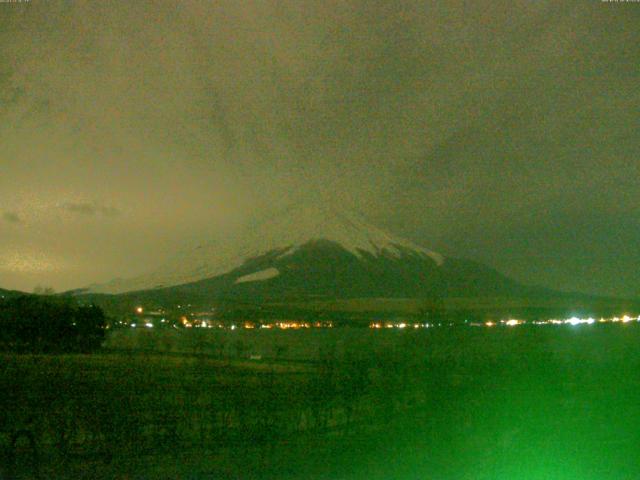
[{"xmin": 2, "ymin": 324, "xmax": 640, "ymax": 479}]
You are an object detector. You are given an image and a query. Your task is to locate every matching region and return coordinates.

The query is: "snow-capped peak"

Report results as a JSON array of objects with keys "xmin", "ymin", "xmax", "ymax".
[
  {"xmin": 251, "ymin": 203, "xmax": 443, "ymax": 263},
  {"xmin": 85, "ymin": 203, "xmax": 444, "ymax": 294}
]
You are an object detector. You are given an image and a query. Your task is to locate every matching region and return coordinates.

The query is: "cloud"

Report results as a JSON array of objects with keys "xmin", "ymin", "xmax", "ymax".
[
  {"xmin": 62, "ymin": 202, "xmax": 121, "ymax": 218},
  {"xmin": 2, "ymin": 211, "xmax": 21, "ymax": 224},
  {"xmin": 0, "ymin": 1, "xmax": 638, "ymax": 296}
]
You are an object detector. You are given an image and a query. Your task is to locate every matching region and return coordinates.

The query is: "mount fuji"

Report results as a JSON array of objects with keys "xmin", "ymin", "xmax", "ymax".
[{"xmin": 81, "ymin": 203, "xmax": 547, "ymax": 304}]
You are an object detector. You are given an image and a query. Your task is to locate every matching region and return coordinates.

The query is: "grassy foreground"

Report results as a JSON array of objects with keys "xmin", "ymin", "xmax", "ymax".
[{"xmin": 2, "ymin": 324, "xmax": 640, "ymax": 479}]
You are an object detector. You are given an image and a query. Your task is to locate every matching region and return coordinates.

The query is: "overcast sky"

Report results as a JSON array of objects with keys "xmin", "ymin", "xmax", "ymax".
[{"xmin": 0, "ymin": 0, "xmax": 638, "ymax": 297}]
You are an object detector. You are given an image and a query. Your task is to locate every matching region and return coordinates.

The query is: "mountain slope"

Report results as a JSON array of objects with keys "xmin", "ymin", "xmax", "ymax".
[
  {"xmin": 0, "ymin": 287, "xmax": 26, "ymax": 300},
  {"xmin": 85, "ymin": 204, "xmax": 444, "ymax": 295},
  {"xmin": 138, "ymin": 240, "xmax": 545, "ymax": 304},
  {"xmin": 76, "ymin": 202, "xmax": 556, "ymax": 310},
  {"xmin": 74, "ymin": 204, "xmax": 639, "ymax": 319}
]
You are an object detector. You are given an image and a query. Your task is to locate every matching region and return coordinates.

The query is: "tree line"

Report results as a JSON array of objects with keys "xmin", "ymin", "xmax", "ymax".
[{"xmin": 0, "ymin": 295, "xmax": 106, "ymax": 353}]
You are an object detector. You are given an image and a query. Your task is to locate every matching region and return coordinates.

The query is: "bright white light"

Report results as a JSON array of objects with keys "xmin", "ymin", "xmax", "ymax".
[
  {"xmin": 131, "ymin": 323, "xmax": 137, "ymax": 328},
  {"xmin": 622, "ymin": 315, "xmax": 632, "ymax": 323},
  {"xmin": 397, "ymin": 323, "xmax": 406, "ymax": 329},
  {"xmin": 145, "ymin": 322, "xmax": 153, "ymax": 328},
  {"xmin": 135, "ymin": 307, "xmax": 143, "ymax": 314},
  {"xmin": 230, "ymin": 325, "xmax": 236, "ymax": 330},
  {"xmin": 564, "ymin": 317, "xmax": 594, "ymax": 326},
  {"xmin": 505, "ymin": 319, "xmax": 520, "ymax": 326}
]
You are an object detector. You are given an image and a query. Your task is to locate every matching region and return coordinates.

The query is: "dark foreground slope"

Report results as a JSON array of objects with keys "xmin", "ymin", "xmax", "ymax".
[
  {"xmin": 4, "ymin": 325, "xmax": 640, "ymax": 480},
  {"xmin": 0, "ymin": 288, "xmax": 25, "ymax": 300}
]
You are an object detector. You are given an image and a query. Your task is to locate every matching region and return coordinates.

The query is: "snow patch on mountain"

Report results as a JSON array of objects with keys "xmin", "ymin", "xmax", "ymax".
[{"xmin": 235, "ymin": 267, "xmax": 280, "ymax": 284}]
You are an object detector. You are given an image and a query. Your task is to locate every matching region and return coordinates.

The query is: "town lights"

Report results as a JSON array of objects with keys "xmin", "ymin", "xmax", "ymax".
[{"xmin": 565, "ymin": 317, "xmax": 595, "ymax": 326}]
